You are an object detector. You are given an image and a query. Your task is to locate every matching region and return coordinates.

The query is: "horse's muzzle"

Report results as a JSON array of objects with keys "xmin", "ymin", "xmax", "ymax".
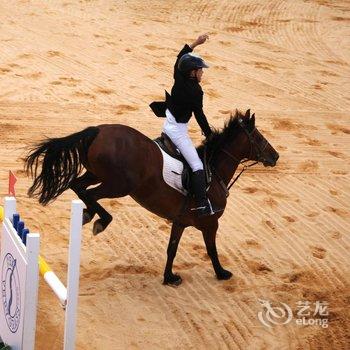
[{"xmin": 263, "ymin": 152, "xmax": 279, "ymax": 167}]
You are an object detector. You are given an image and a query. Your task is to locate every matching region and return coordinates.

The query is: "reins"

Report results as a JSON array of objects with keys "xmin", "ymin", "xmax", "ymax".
[
  {"xmin": 213, "ymin": 149, "xmax": 258, "ymax": 197},
  {"xmin": 219, "ymin": 148, "xmax": 257, "ymax": 191},
  {"xmin": 227, "ymin": 160, "xmax": 258, "ymax": 191}
]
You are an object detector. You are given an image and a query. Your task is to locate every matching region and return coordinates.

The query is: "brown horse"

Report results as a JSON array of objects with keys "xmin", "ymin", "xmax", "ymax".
[{"xmin": 24, "ymin": 109, "xmax": 279, "ymax": 285}]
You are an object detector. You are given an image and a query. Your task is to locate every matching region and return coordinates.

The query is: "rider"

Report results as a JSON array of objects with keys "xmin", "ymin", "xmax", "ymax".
[{"xmin": 164, "ymin": 34, "xmax": 214, "ymax": 216}]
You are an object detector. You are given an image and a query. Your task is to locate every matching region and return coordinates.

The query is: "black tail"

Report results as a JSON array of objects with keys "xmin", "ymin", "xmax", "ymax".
[{"xmin": 24, "ymin": 127, "xmax": 99, "ymax": 205}]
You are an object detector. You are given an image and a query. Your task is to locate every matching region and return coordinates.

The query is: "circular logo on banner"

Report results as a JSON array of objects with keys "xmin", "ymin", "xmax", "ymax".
[
  {"xmin": 1, "ymin": 253, "xmax": 21, "ymax": 333},
  {"xmin": 257, "ymin": 299, "xmax": 293, "ymax": 327}
]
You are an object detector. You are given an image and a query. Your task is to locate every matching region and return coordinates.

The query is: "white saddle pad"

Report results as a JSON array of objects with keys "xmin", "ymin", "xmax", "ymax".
[{"xmin": 155, "ymin": 143, "xmax": 188, "ymax": 195}]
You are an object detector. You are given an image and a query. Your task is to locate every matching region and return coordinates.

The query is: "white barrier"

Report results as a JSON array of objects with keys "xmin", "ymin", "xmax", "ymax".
[{"xmin": 0, "ymin": 197, "xmax": 83, "ymax": 350}]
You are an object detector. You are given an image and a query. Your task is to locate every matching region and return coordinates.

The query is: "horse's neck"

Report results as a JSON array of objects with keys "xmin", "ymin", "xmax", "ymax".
[
  {"xmin": 214, "ymin": 158, "xmax": 239, "ymax": 186},
  {"xmin": 214, "ymin": 146, "xmax": 246, "ymax": 185}
]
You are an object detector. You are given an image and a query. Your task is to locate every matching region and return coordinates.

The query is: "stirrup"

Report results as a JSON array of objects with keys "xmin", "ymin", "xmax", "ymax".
[{"xmin": 191, "ymin": 199, "xmax": 215, "ymax": 216}]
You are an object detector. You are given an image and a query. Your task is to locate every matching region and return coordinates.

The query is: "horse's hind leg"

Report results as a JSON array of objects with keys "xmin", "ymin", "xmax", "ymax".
[
  {"xmin": 70, "ymin": 171, "xmax": 100, "ymax": 225},
  {"xmin": 84, "ymin": 182, "xmax": 122, "ymax": 235}
]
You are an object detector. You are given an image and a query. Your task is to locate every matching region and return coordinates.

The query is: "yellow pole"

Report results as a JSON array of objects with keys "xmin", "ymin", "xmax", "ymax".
[
  {"xmin": 38, "ymin": 255, "xmax": 67, "ymax": 306},
  {"xmin": 38, "ymin": 255, "xmax": 51, "ymax": 275}
]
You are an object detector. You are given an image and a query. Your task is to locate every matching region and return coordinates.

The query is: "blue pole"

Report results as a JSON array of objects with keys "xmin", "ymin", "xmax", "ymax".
[
  {"xmin": 13, "ymin": 213, "xmax": 20, "ymax": 230},
  {"xmin": 22, "ymin": 228, "xmax": 30, "ymax": 245},
  {"xmin": 17, "ymin": 221, "xmax": 24, "ymax": 238}
]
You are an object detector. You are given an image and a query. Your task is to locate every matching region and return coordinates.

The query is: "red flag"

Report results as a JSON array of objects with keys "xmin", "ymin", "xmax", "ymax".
[{"xmin": 8, "ymin": 170, "xmax": 17, "ymax": 197}]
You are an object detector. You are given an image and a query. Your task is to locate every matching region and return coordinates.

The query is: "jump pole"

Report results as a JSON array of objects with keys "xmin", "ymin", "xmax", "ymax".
[
  {"xmin": 38, "ymin": 256, "xmax": 67, "ymax": 307},
  {"xmin": 64, "ymin": 200, "xmax": 83, "ymax": 349},
  {"xmin": 37, "ymin": 200, "xmax": 83, "ymax": 349}
]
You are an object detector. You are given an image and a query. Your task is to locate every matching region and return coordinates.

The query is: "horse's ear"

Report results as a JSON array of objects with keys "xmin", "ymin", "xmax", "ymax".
[
  {"xmin": 245, "ymin": 109, "xmax": 250, "ymax": 119},
  {"xmin": 250, "ymin": 113, "xmax": 255, "ymax": 129}
]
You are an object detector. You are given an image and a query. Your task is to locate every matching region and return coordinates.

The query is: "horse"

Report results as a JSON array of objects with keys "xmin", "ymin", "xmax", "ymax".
[{"xmin": 24, "ymin": 109, "xmax": 279, "ymax": 285}]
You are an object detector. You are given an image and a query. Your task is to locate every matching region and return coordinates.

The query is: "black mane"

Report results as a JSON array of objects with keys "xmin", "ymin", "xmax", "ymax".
[{"xmin": 197, "ymin": 110, "xmax": 246, "ymax": 163}]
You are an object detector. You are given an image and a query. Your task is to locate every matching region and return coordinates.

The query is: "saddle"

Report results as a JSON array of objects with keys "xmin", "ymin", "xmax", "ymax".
[{"xmin": 154, "ymin": 133, "xmax": 212, "ymax": 194}]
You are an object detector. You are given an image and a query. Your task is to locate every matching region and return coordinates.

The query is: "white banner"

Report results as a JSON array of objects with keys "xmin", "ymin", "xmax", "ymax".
[
  {"xmin": 0, "ymin": 219, "xmax": 27, "ymax": 350},
  {"xmin": 0, "ymin": 197, "xmax": 39, "ymax": 350}
]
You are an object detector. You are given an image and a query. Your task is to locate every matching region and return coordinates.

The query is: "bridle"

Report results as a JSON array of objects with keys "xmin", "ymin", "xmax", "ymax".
[{"xmin": 214, "ymin": 118, "xmax": 269, "ymax": 196}]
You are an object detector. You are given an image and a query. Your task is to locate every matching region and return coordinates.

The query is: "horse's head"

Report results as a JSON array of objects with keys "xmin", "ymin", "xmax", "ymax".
[
  {"xmin": 237, "ymin": 109, "xmax": 279, "ymax": 167},
  {"xmin": 198, "ymin": 109, "xmax": 279, "ymax": 168}
]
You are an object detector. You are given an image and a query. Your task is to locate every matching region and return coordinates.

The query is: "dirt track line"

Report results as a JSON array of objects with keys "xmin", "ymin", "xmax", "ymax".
[
  {"xmin": 113, "ymin": 209, "xmax": 243, "ymax": 347},
  {"xmin": 173, "ymin": 240, "xmax": 254, "ymax": 347},
  {"xmin": 1, "ymin": 8, "xmax": 140, "ymax": 104},
  {"xmin": 269, "ymin": 195, "xmax": 349, "ymax": 284},
  {"xmin": 187, "ymin": 272, "xmax": 253, "ymax": 347},
  {"xmin": 170, "ymin": 221, "xmax": 257, "ymax": 347},
  {"xmin": 126, "ymin": 208, "xmax": 167, "ymax": 260},
  {"xmin": 229, "ymin": 192, "xmax": 327, "ymax": 287},
  {"xmin": 260, "ymin": 177, "xmax": 349, "ymax": 284},
  {"xmin": 151, "ymin": 286, "xmax": 195, "ymax": 348}
]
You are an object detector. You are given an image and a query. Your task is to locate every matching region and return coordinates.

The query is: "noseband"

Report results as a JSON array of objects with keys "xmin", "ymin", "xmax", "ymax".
[{"xmin": 216, "ymin": 118, "xmax": 269, "ymax": 195}]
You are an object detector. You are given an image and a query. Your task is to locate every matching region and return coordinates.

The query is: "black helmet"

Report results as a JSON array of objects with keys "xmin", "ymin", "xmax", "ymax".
[{"xmin": 178, "ymin": 53, "xmax": 209, "ymax": 73}]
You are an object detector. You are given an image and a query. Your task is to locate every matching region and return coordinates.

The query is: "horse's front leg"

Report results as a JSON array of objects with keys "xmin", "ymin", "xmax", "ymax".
[
  {"xmin": 163, "ymin": 222, "xmax": 185, "ymax": 286},
  {"xmin": 201, "ymin": 221, "xmax": 232, "ymax": 280}
]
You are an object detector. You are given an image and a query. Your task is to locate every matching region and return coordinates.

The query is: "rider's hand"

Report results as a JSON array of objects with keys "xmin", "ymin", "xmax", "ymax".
[
  {"xmin": 195, "ymin": 33, "xmax": 209, "ymax": 45},
  {"xmin": 190, "ymin": 33, "xmax": 209, "ymax": 49}
]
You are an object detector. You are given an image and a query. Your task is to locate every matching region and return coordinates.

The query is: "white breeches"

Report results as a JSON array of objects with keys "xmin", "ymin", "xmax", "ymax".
[{"xmin": 163, "ymin": 109, "xmax": 203, "ymax": 172}]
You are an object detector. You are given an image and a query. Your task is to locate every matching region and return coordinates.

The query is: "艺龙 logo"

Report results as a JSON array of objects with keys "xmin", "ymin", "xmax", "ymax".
[
  {"xmin": 1, "ymin": 253, "xmax": 21, "ymax": 333},
  {"xmin": 257, "ymin": 298, "xmax": 329, "ymax": 328},
  {"xmin": 257, "ymin": 298, "xmax": 293, "ymax": 327}
]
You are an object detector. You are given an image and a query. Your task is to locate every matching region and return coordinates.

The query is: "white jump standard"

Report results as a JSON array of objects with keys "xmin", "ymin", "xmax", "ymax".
[{"xmin": 0, "ymin": 197, "xmax": 84, "ymax": 350}]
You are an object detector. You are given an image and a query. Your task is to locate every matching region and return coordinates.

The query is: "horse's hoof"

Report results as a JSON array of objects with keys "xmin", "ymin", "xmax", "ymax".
[
  {"xmin": 93, "ymin": 220, "xmax": 105, "ymax": 236},
  {"xmin": 82, "ymin": 210, "xmax": 93, "ymax": 225},
  {"xmin": 163, "ymin": 274, "xmax": 182, "ymax": 286},
  {"xmin": 217, "ymin": 269, "xmax": 233, "ymax": 280}
]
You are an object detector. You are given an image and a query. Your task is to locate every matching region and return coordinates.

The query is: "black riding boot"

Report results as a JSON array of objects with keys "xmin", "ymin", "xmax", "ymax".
[{"xmin": 191, "ymin": 170, "xmax": 214, "ymax": 217}]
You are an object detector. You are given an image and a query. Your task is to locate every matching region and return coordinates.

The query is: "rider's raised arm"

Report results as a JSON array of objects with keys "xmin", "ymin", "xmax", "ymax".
[{"xmin": 173, "ymin": 34, "xmax": 209, "ymax": 79}]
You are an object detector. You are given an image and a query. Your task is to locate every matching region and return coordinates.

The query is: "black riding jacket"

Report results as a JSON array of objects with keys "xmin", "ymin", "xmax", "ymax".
[{"xmin": 167, "ymin": 44, "xmax": 212, "ymax": 137}]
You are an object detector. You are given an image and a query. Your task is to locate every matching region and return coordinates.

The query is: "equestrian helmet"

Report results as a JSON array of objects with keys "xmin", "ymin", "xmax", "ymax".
[{"xmin": 178, "ymin": 53, "xmax": 209, "ymax": 72}]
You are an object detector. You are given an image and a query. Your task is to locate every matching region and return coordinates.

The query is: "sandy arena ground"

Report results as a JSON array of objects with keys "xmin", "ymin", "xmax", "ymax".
[{"xmin": 0, "ymin": 1, "xmax": 349, "ymax": 349}]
